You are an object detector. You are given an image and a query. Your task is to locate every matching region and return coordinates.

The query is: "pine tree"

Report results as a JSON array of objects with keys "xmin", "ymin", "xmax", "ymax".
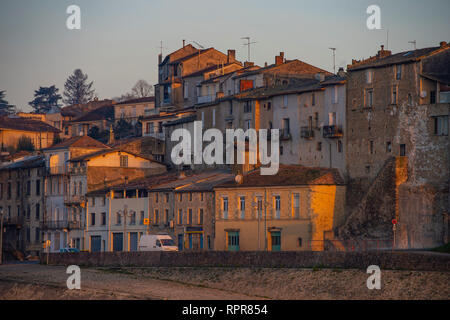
[
  {"xmin": 63, "ymin": 69, "xmax": 96, "ymax": 105},
  {"xmin": 28, "ymin": 85, "xmax": 62, "ymax": 113},
  {"xmin": 0, "ymin": 90, "xmax": 15, "ymax": 115}
]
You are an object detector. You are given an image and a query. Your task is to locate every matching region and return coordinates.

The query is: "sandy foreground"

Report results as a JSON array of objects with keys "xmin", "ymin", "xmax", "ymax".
[{"xmin": 0, "ymin": 263, "xmax": 448, "ymax": 300}]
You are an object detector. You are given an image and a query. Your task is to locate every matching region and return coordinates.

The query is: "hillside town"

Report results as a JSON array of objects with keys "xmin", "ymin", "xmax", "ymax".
[{"xmin": 0, "ymin": 40, "xmax": 449, "ymax": 260}]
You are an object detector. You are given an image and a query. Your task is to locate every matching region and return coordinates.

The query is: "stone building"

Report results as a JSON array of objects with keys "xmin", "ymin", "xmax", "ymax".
[
  {"xmin": 340, "ymin": 42, "xmax": 450, "ymax": 248},
  {"xmin": 0, "ymin": 155, "xmax": 45, "ymax": 258},
  {"xmin": 214, "ymin": 165, "xmax": 346, "ymax": 251},
  {"xmin": 114, "ymin": 97, "xmax": 156, "ymax": 125}
]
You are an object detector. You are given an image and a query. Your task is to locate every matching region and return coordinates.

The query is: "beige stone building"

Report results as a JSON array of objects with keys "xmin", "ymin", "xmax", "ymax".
[
  {"xmin": 340, "ymin": 42, "xmax": 450, "ymax": 248},
  {"xmin": 0, "ymin": 155, "xmax": 45, "ymax": 258},
  {"xmin": 214, "ymin": 165, "xmax": 346, "ymax": 251},
  {"xmin": 114, "ymin": 97, "xmax": 156, "ymax": 125}
]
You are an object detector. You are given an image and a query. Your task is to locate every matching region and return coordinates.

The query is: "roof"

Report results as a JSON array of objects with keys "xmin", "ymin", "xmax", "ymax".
[
  {"xmin": 106, "ymin": 171, "xmax": 182, "ymax": 192},
  {"xmin": 0, "ymin": 155, "xmax": 45, "ymax": 171},
  {"xmin": 115, "ymin": 96, "xmax": 155, "ymax": 106},
  {"xmin": 61, "ymin": 99, "xmax": 115, "ymax": 117},
  {"xmin": 163, "ymin": 115, "xmax": 197, "ymax": 127},
  {"xmin": 44, "ymin": 135, "xmax": 109, "ymax": 151},
  {"xmin": 70, "ymin": 105, "xmax": 114, "ymax": 123},
  {"xmin": 233, "ymin": 59, "xmax": 331, "ymax": 79},
  {"xmin": 347, "ymin": 45, "xmax": 449, "ymax": 71},
  {"xmin": 0, "ymin": 116, "xmax": 60, "ymax": 133},
  {"xmin": 215, "ymin": 165, "xmax": 345, "ymax": 189},
  {"xmin": 69, "ymin": 148, "xmax": 157, "ymax": 163},
  {"xmin": 183, "ymin": 62, "xmax": 242, "ymax": 79},
  {"xmin": 421, "ymin": 73, "xmax": 450, "ymax": 86},
  {"xmin": 149, "ymin": 170, "xmax": 233, "ymax": 192}
]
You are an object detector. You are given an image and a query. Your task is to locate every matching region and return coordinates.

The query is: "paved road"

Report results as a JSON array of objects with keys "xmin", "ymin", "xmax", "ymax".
[{"xmin": 0, "ymin": 263, "xmax": 265, "ymax": 300}]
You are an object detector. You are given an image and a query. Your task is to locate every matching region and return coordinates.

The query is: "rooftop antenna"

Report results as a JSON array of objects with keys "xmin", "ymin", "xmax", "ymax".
[
  {"xmin": 241, "ymin": 37, "xmax": 258, "ymax": 62},
  {"xmin": 329, "ymin": 47, "xmax": 336, "ymax": 74},
  {"xmin": 408, "ymin": 40, "xmax": 417, "ymax": 50},
  {"xmin": 156, "ymin": 40, "xmax": 167, "ymax": 56}
]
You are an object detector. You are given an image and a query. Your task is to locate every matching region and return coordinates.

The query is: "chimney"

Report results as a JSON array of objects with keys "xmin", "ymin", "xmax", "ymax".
[
  {"xmin": 440, "ymin": 41, "xmax": 447, "ymax": 48},
  {"xmin": 227, "ymin": 49, "xmax": 236, "ymax": 63},
  {"xmin": 377, "ymin": 45, "xmax": 391, "ymax": 58},
  {"xmin": 264, "ymin": 62, "xmax": 268, "ymax": 67},
  {"xmin": 275, "ymin": 52, "xmax": 285, "ymax": 66},
  {"xmin": 108, "ymin": 125, "xmax": 115, "ymax": 145},
  {"xmin": 338, "ymin": 67, "xmax": 346, "ymax": 78},
  {"xmin": 183, "ymin": 39, "xmax": 186, "ymax": 48},
  {"xmin": 244, "ymin": 61, "xmax": 254, "ymax": 68},
  {"xmin": 158, "ymin": 53, "xmax": 162, "ymax": 64}
]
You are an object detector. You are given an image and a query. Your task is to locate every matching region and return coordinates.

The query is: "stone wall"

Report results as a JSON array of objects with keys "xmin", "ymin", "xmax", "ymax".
[{"xmin": 40, "ymin": 250, "xmax": 450, "ymax": 271}]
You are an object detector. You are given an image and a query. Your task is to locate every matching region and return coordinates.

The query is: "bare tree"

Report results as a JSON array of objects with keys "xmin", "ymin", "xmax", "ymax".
[{"xmin": 131, "ymin": 80, "xmax": 153, "ymax": 98}]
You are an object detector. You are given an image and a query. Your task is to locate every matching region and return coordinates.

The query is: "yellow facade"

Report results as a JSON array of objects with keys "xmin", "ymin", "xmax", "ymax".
[{"xmin": 214, "ymin": 185, "xmax": 345, "ymax": 251}]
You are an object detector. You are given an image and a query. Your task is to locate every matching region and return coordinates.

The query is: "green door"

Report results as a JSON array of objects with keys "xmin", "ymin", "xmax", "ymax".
[
  {"xmin": 227, "ymin": 231, "xmax": 240, "ymax": 251},
  {"xmin": 271, "ymin": 231, "xmax": 281, "ymax": 251}
]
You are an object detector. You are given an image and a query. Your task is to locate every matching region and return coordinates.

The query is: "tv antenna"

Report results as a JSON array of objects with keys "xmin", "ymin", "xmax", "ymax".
[
  {"xmin": 408, "ymin": 40, "xmax": 417, "ymax": 50},
  {"xmin": 241, "ymin": 37, "xmax": 257, "ymax": 62},
  {"xmin": 329, "ymin": 47, "xmax": 336, "ymax": 74},
  {"xmin": 156, "ymin": 40, "xmax": 167, "ymax": 56}
]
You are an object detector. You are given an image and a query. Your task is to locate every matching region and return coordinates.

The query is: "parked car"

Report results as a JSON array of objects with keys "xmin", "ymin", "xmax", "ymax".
[
  {"xmin": 138, "ymin": 234, "xmax": 178, "ymax": 252},
  {"xmin": 59, "ymin": 247, "xmax": 80, "ymax": 253}
]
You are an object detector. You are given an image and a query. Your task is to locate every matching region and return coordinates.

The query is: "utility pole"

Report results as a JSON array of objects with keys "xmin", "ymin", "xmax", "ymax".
[
  {"xmin": 242, "ymin": 37, "xmax": 257, "ymax": 62},
  {"xmin": 329, "ymin": 47, "xmax": 336, "ymax": 74}
]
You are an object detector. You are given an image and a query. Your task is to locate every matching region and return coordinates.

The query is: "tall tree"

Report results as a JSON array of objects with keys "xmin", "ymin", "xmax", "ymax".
[
  {"xmin": 131, "ymin": 79, "xmax": 153, "ymax": 98},
  {"xmin": 28, "ymin": 85, "xmax": 62, "ymax": 113},
  {"xmin": 63, "ymin": 69, "xmax": 96, "ymax": 105},
  {"xmin": 0, "ymin": 90, "xmax": 15, "ymax": 115}
]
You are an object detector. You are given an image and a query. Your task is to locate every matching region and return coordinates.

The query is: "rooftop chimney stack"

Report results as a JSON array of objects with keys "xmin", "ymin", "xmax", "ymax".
[
  {"xmin": 183, "ymin": 39, "xmax": 185, "ymax": 48},
  {"xmin": 275, "ymin": 52, "xmax": 285, "ymax": 66},
  {"xmin": 227, "ymin": 49, "xmax": 236, "ymax": 63},
  {"xmin": 440, "ymin": 41, "xmax": 448, "ymax": 48}
]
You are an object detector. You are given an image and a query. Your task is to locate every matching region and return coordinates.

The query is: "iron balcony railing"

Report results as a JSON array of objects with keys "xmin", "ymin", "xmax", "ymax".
[
  {"xmin": 323, "ymin": 125, "xmax": 343, "ymax": 138},
  {"xmin": 301, "ymin": 126, "xmax": 314, "ymax": 139}
]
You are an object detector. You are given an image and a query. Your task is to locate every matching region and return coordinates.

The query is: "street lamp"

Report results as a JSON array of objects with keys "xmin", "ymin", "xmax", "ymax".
[
  {"xmin": 0, "ymin": 208, "xmax": 4, "ymax": 265},
  {"xmin": 117, "ymin": 205, "xmax": 135, "ymax": 252}
]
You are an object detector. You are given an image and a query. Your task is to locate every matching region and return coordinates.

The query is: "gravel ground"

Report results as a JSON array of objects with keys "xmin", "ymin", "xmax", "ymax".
[{"xmin": 0, "ymin": 263, "xmax": 448, "ymax": 300}]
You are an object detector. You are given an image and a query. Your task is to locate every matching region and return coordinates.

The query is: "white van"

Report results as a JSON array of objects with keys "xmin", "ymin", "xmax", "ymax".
[{"xmin": 138, "ymin": 234, "xmax": 178, "ymax": 252}]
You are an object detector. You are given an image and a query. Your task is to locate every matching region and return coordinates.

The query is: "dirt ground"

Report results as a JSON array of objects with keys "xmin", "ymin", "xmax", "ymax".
[{"xmin": 0, "ymin": 263, "xmax": 448, "ymax": 300}]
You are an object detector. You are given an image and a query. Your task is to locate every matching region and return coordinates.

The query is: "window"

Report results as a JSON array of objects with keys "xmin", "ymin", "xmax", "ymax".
[
  {"xmin": 337, "ymin": 140, "xmax": 343, "ymax": 153},
  {"xmin": 392, "ymin": 86, "xmax": 398, "ymax": 104},
  {"xmin": 267, "ymin": 102, "xmax": 271, "ymax": 110},
  {"xmin": 282, "ymin": 118, "xmax": 290, "ymax": 136},
  {"xmin": 333, "ymin": 85, "xmax": 338, "ymax": 103},
  {"xmin": 101, "ymin": 212, "xmax": 106, "ymax": 225},
  {"xmin": 165, "ymin": 209, "xmax": 169, "ymax": 224},
  {"xmin": 36, "ymin": 180, "xmax": 40, "ymax": 196},
  {"xmin": 120, "ymin": 155, "xmax": 128, "ymax": 167},
  {"xmin": 140, "ymin": 211, "xmax": 144, "ymax": 225},
  {"xmin": 396, "ymin": 64, "xmax": 402, "ymax": 80},
  {"xmin": 369, "ymin": 140, "xmax": 374, "ymax": 154},
  {"xmin": 199, "ymin": 209, "xmax": 204, "ymax": 225},
  {"xmin": 284, "ymin": 95, "xmax": 288, "ymax": 107},
  {"xmin": 239, "ymin": 196, "xmax": 245, "ymax": 219},
  {"xmin": 314, "ymin": 112, "xmax": 319, "ymax": 128},
  {"xmin": 408, "ymin": 93, "xmax": 412, "ymax": 105},
  {"xmin": 155, "ymin": 193, "xmax": 159, "ymax": 203},
  {"xmin": 200, "ymin": 192, "xmax": 204, "ymax": 201},
  {"xmin": 311, "ymin": 93, "xmax": 315, "ymax": 106},
  {"xmin": 35, "ymin": 204, "xmax": 40, "ymax": 220},
  {"xmin": 26, "ymin": 181, "xmax": 30, "ymax": 195},
  {"xmin": 274, "ymin": 195, "xmax": 281, "ymax": 219},
  {"xmin": 116, "ymin": 213, "xmax": 122, "ymax": 225},
  {"xmin": 189, "ymin": 193, "xmax": 192, "ymax": 201},
  {"xmin": 35, "ymin": 228, "xmax": 40, "ymax": 242},
  {"xmin": 400, "ymin": 144, "xmax": 406, "ymax": 156},
  {"xmin": 153, "ymin": 210, "xmax": 158, "ymax": 225},
  {"xmin": 365, "ymin": 89, "xmax": 373, "ymax": 107},
  {"xmin": 7, "ymin": 182, "xmax": 11, "ymax": 199},
  {"xmin": 212, "ymin": 109, "xmax": 216, "ymax": 127},
  {"xmin": 179, "ymin": 193, "xmax": 183, "ymax": 202},
  {"xmin": 165, "ymin": 193, "xmax": 169, "ymax": 203},
  {"xmin": 188, "ymin": 209, "xmax": 192, "ymax": 225},
  {"xmin": 244, "ymin": 101, "xmax": 252, "ymax": 113},
  {"xmin": 16, "ymin": 182, "xmax": 20, "ymax": 198},
  {"xmin": 91, "ymin": 197, "xmax": 96, "ymax": 206},
  {"xmin": 366, "ymin": 69, "xmax": 373, "ymax": 84},
  {"xmin": 245, "ymin": 119, "xmax": 251, "ymax": 130},
  {"xmin": 293, "ymin": 193, "xmax": 300, "ymax": 218},
  {"xmin": 227, "ymin": 231, "xmax": 239, "ymax": 251},
  {"xmin": 178, "ymin": 209, "xmax": 183, "ymax": 225},
  {"xmin": 386, "ymin": 141, "xmax": 392, "ymax": 153},
  {"xmin": 26, "ymin": 205, "xmax": 30, "ymax": 219},
  {"xmin": 298, "ymin": 237, "xmax": 303, "ymax": 247},
  {"xmin": 222, "ymin": 197, "xmax": 229, "ymax": 219},
  {"xmin": 91, "ymin": 213, "xmax": 95, "ymax": 226},
  {"xmin": 317, "ymin": 142, "xmax": 322, "ymax": 151},
  {"xmin": 434, "ymin": 116, "xmax": 449, "ymax": 136},
  {"xmin": 430, "ymin": 91, "xmax": 436, "ymax": 104}
]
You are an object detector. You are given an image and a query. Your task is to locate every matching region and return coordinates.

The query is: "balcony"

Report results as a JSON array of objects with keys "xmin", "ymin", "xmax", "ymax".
[
  {"xmin": 280, "ymin": 129, "xmax": 291, "ymax": 141},
  {"xmin": 68, "ymin": 166, "xmax": 86, "ymax": 175},
  {"xmin": 40, "ymin": 220, "xmax": 83, "ymax": 230},
  {"xmin": 323, "ymin": 125, "xmax": 343, "ymax": 139},
  {"xmin": 301, "ymin": 127, "xmax": 315, "ymax": 139},
  {"xmin": 64, "ymin": 194, "xmax": 86, "ymax": 205},
  {"xmin": 47, "ymin": 166, "xmax": 68, "ymax": 176}
]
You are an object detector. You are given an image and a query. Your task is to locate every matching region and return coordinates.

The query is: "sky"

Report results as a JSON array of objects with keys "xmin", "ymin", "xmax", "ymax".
[{"xmin": 0, "ymin": 0, "xmax": 449, "ymax": 112}]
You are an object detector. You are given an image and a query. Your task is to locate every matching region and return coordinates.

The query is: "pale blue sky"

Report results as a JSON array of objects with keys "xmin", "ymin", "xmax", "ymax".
[{"xmin": 0, "ymin": 0, "xmax": 449, "ymax": 111}]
